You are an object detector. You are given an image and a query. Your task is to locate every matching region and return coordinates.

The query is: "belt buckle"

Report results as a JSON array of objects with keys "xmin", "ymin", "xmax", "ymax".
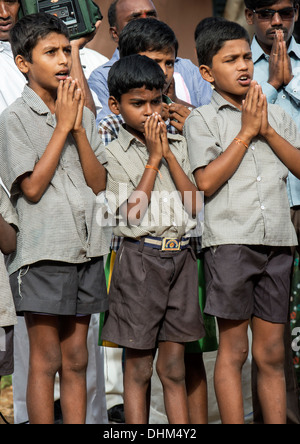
[{"xmin": 161, "ymin": 238, "xmax": 181, "ymax": 251}]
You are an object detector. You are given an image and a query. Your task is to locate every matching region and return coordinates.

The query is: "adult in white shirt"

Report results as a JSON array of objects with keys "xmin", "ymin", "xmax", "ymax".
[{"xmin": 0, "ymin": 0, "xmax": 108, "ymax": 424}]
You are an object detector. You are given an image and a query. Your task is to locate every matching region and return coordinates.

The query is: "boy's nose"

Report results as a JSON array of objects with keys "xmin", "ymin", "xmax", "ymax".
[{"xmin": 144, "ymin": 103, "xmax": 153, "ymax": 116}]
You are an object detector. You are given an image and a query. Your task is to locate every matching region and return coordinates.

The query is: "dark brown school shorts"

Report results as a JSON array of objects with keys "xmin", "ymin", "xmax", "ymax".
[
  {"xmin": 204, "ymin": 244, "xmax": 293, "ymax": 323},
  {"xmin": 101, "ymin": 239, "xmax": 205, "ymax": 350}
]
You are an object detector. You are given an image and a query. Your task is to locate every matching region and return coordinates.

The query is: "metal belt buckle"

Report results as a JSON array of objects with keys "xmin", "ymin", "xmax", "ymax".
[{"xmin": 161, "ymin": 238, "xmax": 181, "ymax": 251}]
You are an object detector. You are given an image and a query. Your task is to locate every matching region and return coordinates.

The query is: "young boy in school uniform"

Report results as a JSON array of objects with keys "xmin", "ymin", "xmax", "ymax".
[
  {"xmin": 0, "ymin": 13, "xmax": 109, "ymax": 424},
  {"xmin": 184, "ymin": 19, "xmax": 300, "ymax": 424},
  {"xmin": 0, "ymin": 185, "xmax": 18, "ymax": 390},
  {"xmin": 100, "ymin": 54, "xmax": 205, "ymax": 424}
]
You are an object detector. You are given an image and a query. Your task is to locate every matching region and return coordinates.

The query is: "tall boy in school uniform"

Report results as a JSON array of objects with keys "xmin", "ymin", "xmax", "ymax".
[
  {"xmin": 185, "ymin": 19, "xmax": 300, "ymax": 424},
  {"xmin": 101, "ymin": 54, "xmax": 205, "ymax": 424},
  {"xmin": 0, "ymin": 13, "xmax": 109, "ymax": 424}
]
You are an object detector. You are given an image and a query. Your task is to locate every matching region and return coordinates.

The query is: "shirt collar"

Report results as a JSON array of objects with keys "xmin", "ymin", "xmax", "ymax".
[
  {"xmin": 211, "ymin": 89, "xmax": 241, "ymax": 112},
  {"xmin": 251, "ymin": 35, "xmax": 300, "ymax": 62},
  {"xmin": 21, "ymin": 85, "xmax": 56, "ymax": 126}
]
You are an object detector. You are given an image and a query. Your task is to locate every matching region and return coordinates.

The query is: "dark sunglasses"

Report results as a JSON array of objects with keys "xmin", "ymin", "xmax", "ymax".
[{"xmin": 252, "ymin": 7, "xmax": 297, "ymax": 21}]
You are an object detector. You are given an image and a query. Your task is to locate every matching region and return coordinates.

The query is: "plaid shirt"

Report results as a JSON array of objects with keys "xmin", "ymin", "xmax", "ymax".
[{"xmin": 98, "ymin": 113, "xmax": 178, "ymax": 146}]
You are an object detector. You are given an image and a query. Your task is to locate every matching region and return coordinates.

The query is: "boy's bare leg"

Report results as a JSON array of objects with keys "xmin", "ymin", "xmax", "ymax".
[
  {"xmin": 252, "ymin": 317, "xmax": 286, "ymax": 424},
  {"xmin": 214, "ymin": 319, "xmax": 249, "ymax": 424},
  {"xmin": 185, "ymin": 352, "xmax": 208, "ymax": 424},
  {"xmin": 156, "ymin": 341, "xmax": 189, "ymax": 424},
  {"xmin": 124, "ymin": 348, "xmax": 154, "ymax": 424},
  {"xmin": 25, "ymin": 313, "xmax": 62, "ymax": 424},
  {"xmin": 59, "ymin": 315, "xmax": 90, "ymax": 424}
]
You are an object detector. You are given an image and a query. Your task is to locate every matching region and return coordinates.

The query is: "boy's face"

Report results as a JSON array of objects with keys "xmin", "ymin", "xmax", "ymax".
[
  {"xmin": 16, "ymin": 32, "xmax": 72, "ymax": 96},
  {"xmin": 201, "ymin": 39, "xmax": 253, "ymax": 107},
  {"xmin": 245, "ymin": 0, "xmax": 298, "ymax": 54},
  {"xmin": 138, "ymin": 48, "xmax": 175, "ymax": 93},
  {"xmin": 0, "ymin": 0, "xmax": 19, "ymax": 42},
  {"xmin": 109, "ymin": 86, "xmax": 163, "ymax": 140}
]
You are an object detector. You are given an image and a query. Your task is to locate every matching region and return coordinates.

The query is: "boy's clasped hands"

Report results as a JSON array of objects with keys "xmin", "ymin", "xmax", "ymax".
[
  {"xmin": 241, "ymin": 80, "xmax": 274, "ymax": 143},
  {"xmin": 144, "ymin": 112, "xmax": 172, "ymax": 161},
  {"xmin": 55, "ymin": 76, "xmax": 85, "ymax": 135}
]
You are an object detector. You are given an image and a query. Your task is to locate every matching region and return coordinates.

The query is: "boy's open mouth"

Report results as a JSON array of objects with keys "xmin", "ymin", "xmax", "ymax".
[
  {"xmin": 55, "ymin": 71, "xmax": 70, "ymax": 81},
  {"xmin": 237, "ymin": 74, "xmax": 251, "ymax": 87}
]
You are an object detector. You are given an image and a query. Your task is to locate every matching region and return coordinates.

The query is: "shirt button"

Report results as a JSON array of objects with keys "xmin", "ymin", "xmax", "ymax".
[
  {"xmin": 251, "ymin": 145, "xmax": 255, "ymax": 151},
  {"xmin": 261, "ymin": 205, "xmax": 265, "ymax": 210},
  {"xmin": 282, "ymin": 95, "xmax": 286, "ymax": 99},
  {"xmin": 163, "ymin": 197, "xmax": 168, "ymax": 203},
  {"xmin": 257, "ymin": 176, "xmax": 262, "ymax": 182},
  {"xmin": 294, "ymin": 90, "xmax": 298, "ymax": 94}
]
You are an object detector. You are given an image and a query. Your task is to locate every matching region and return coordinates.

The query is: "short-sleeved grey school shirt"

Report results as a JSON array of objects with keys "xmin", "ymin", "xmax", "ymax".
[
  {"xmin": 184, "ymin": 90, "xmax": 299, "ymax": 248},
  {"xmin": 0, "ymin": 85, "xmax": 111, "ymax": 274},
  {"xmin": 0, "ymin": 185, "xmax": 18, "ymax": 326},
  {"xmin": 105, "ymin": 125, "xmax": 198, "ymax": 239}
]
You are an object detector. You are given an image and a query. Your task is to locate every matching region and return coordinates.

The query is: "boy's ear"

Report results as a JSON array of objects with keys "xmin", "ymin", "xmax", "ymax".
[
  {"xmin": 14, "ymin": 55, "xmax": 30, "ymax": 76},
  {"xmin": 199, "ymin": 65, "xmax": 215, "ymax": 85},
  {"xmin": 108, "ymin": 96, "xmax": 121, "ymax": 115}
]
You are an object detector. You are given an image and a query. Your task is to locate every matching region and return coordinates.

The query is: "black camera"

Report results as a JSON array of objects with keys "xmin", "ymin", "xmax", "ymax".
[{"xmin": 18, "ymin": 0, "xmax": 103, "ymax": 39}]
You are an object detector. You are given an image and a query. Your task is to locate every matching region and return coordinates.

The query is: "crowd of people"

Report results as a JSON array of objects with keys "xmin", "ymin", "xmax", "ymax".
[{"xmin": 1, "ymin": 0, "xmax": 300, "ymax": 425}]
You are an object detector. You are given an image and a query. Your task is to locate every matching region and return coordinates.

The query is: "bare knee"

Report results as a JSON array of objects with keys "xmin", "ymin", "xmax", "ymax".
[
  {"xmin": 125, "ymin": 352, "xmax": 154, "ymax": 387},
  {"xmin": 253, "ymin": 340, "xmax": 285, "ymax": 374},
  {"xmin": 156, "ymin": 353, "xmax": 186, "ymax": 387},
  {"xmin": 62, "ymin": 344, "xmax": 88, "ymax": 376}
]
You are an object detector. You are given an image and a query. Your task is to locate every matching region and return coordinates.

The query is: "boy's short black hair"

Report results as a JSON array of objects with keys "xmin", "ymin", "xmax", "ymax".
[
  {"xmin": 194, "ymin": 17, "xmax": 227, "ymax": 42},
  {"xmin": 244, "ymin": 0, "xmax": 298, "ymax": 8},
  {"xmin": 108, "ymin": 54, "xmax": 166, "ymax": 102},
  {"xmin": 196, "ymin": 19, "xmax": 250, "ymax": 67},
  {"xmin": 10, "ymin": 12, "xmax": 69, "ymax": 62},
  {"xmin": 119, "ymin": 18, "xmax": 178, "ymax": 58}
]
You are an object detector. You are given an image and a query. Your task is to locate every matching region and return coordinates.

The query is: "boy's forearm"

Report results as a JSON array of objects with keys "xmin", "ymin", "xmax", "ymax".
[
  {"xmin": 20, "ymin": 126, "xmax": 69, "ymax": 202},
  {"xmin": 263, "ymin": 128, "xmax": 300, "ymax": 179},
  {"xmin": 194, "ymin": 136, "xmax": 248, "ymax": 197},
  {"xmin": 164, "ymin": 151, "xmax": 202, "ymax": 217},
  {"xmin": 121, "ymin": 161, "xmax": 160, "ymax": 226},
  {"xmin": 72, "ymin": 129, "xmax": 107, "ymax": 194},
  {"xmin": 0, "ymin": 215, "xmax": 16, "ymax": 254}
]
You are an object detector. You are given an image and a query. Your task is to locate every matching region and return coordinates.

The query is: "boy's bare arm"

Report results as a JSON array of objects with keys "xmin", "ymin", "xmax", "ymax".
[
  {"xmin": 0, "ymin": 214, "xmax": 16, "ymax": 255},
  {"xmin": 72, "ymin": 100, "xmax": 107, "ymax": 195},
  {"xmin": 159, "ymin": 117, "xmax": 201, "ymax": 217},
  {"xmin": 194, "ymin": 82, "xmax": 264, "ymax": 197},
  {"xmin": 260, "ymin": 95, "xmax": 300, "ymax": 178},
  {"xmin": 20, "ymin": 79, "xmax": 81, "ymax": 202}
]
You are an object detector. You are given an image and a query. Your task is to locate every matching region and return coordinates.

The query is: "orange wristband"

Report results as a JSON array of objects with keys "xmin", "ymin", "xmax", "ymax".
[
  {"xmin": 145, "ymin": 164, "xmax": 162, "ymax": 179},
  {"xmin": 234, "ymin": 138, "xmax": 249, "ymax": 149}
]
